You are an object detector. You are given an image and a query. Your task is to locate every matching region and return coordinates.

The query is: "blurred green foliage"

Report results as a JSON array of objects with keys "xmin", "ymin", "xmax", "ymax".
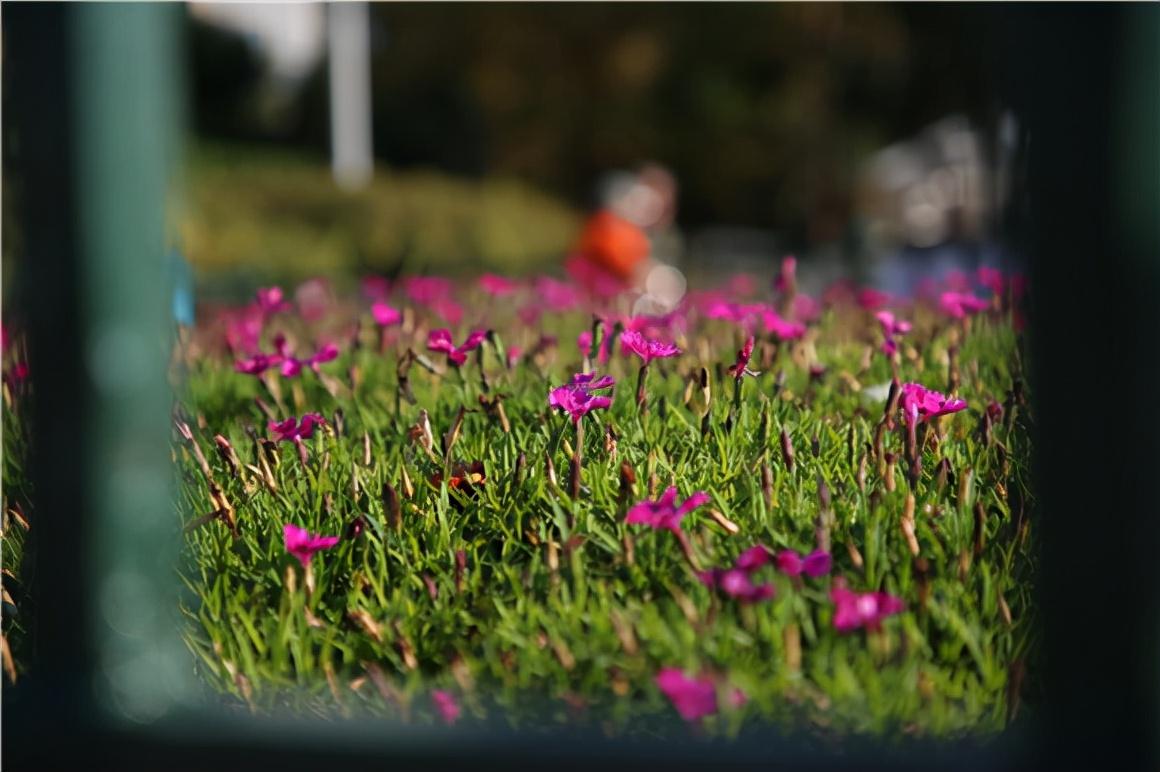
[
  {"xmin": 180, "ymin": 143, "xmax": 582, "ymax": 288},
  {"xmin": 191, "ymin": 4, "xmax": 991, "ymax": 243}
]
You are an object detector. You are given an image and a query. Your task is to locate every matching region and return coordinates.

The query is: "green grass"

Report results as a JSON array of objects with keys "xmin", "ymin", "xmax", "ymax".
[
  {"xmin": 169, "ymin": 290, "xmax": 1035, "ymax": 740},
  {"xmin": 179, "ymin": 142, "xmax": 582, "ymax": 291}
]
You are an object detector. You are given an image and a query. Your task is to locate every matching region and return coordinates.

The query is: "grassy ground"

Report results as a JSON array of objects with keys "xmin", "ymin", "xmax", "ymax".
[{"xmin": 168, "ymin": 278, "xmax": 1035, "ymax": 740}]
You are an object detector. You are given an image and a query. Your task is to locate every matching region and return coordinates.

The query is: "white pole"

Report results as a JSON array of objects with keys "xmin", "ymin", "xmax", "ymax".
[{"xmin": 328, "ymin": 2, "xmax": 373, "ymax": 190}]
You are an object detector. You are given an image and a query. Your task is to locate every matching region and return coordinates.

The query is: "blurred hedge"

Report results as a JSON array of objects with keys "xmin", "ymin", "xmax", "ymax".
[{"xmin": 179, "ymin": 142, "xmax": 581, "ymax": 288}]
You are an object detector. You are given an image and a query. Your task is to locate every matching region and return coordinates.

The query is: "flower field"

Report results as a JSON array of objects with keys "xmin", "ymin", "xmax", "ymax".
[{"xmin": 7, "ymin": 261, "xmax": 1035, "ymax": 739}]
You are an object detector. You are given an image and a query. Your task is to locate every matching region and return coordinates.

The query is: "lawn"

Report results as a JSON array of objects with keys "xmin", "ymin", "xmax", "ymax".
[{"xmin": 6, "ymin": 264, "xmax": 1035, "ymax": 740}]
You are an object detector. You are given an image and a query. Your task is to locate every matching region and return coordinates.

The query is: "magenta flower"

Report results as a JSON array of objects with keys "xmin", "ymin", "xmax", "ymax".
[
  {"xmin": 283, "ymin": 523, "xmax": 340, "ymax": 569},
  {"xmin": 277, "ymin": 339, "xmax": 340, "ymax": 377},
  {"xmin": 977, "ymin": 266, "xmax": 1004, "ymax": 296},
  {"xmin": 517, "ymin": 303, "xmax": 542, "ymax": 327},
  {"xmin": 361, "ymin": 275, "xmax": 390, "ymax": 300},
  {"xmin": 404, "ymin": 276, "xmax": 453, "ymax": 304},
  {"xmin": 939, "ymin": 291, "xmax": 989, "ymax": 319},
  {"xmin": 727, "ymin": 273, "xmax": 756, "ymax": 297},
  {"xmin": 856, "ymin": 288, "xmax": 892, "ymax": 311},
  {"xmin": 776, "ymin": 548, "xmax": 833, "ymax": 578},
  {"xmin": 625, "ymin": 487, "xmax": 710, "ymax": 532},
  {"xmin": 295, "ymin": 278, "xmax": 334, "ymax": 322},
  {"xmin": 734, "ymin": 544, "xmax": 771, "ymax": 571},
  {"xmin": 831, "ymin": 582, "xmax": 905, "ymax": 632},
  {"xmin": 698, "ymin": 544, "xmax": 776, "ymax": 603},
  {"xmin": 568, "ymin": 372, "xmax": 615, "ymax": 391},
  {"xmin": 899, "ymin": 383, "xmax": 968, "ymax": 427},
  {"xmin": 255, "ymin": 286, "xmax": 291, "ymax": 316},
  {"xmin": 548, "ymin": 373, "xmax": 614, "ymax": 424},
  {"xmin": 622, "ymin": 310, "xmax": 685, "ymax": 338},
  {"xmin": 234, "ymin": 353, "xmax": 284, "ymax": 375},
  {"xmin": 727, "ymin": 336, "xmax": 757, "ymax": 380},
  {"xmin": 429, "ymin": 296, "xmax": 464, "ymax": 326},
  {"xmin": 506, "ymin": 346, "xmax": 522, "ymax": 368},
  {"xmin": 773, "ymin": 255, "xmax": 797, "ymax": 294},
  {"xmin": 223, "ymin": 309, "xmax": 263, "ymax": 356},
  {"xmin": 432, "ymin": 690, "xmax": 461, "ymax": 725},
  {"xmin": 760, "ymin": 309, "xmax": 807, "ymax": 341},
  {"xmin": 578, "ymin": 327, "xmax": 615, "ymax": 365},
  {"xmin": 790, "ymin": 293, "xmax": 822, "ymax": 323},
  {"xmin": 698, "ymin": 568, "xmax": 775, "ymax": 603},
  {"xmin": 269, "ymin": 412, "xmax": 327, "ymax": 443},
  {"xmin": 534, "ymin": 276, "xmax": 582, "ymax": 311},
  {"xmin": 479, "ymin": 273, "xmax": 519, "ymax": 297},
  {"xmin": 719, "ymin": 570, "xmax": 775, "ymax": 602},
  {"xmin": 943, "ymin": 269, "xmax": 972, "ymax": 292},
  {"xmin": 372, "ymin": 301, "xmax": 403, "ymax": 327},
  {"xmin": 876, "ymin": 311, "xmax": 912, "ymax": 356},
  {"xmin": 655, "ymin": 669, "xmax": 718, "ymax": 722},
  {"xmin": 620, "ymin": 329, "xmax": 681, "ymax": 365},
  {"xmin": 427, "ymin": 328, "xmax": 488, "ymax": 366}
]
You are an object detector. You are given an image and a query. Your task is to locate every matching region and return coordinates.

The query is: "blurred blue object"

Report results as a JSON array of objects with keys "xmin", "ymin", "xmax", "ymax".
[{"xmin": 168, "ymin": 248, "xmax": 195, "ymax": 326}]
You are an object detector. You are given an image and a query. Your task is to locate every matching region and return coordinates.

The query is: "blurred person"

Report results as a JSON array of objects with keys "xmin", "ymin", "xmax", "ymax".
[{"xmin": 566, "ymin": 163, "xmax": 687, "ymax": 313}]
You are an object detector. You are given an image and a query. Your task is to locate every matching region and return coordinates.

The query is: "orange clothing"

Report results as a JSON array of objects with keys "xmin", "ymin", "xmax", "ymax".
[{"xmin": 575, "ymin": 210, "xmax": 650, "ymax": 281}]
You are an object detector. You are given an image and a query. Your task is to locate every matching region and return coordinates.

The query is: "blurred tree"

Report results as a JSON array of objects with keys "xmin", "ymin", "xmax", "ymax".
[{"xmin": 186, "ymin": 4, "xmax": 992, "ymax": 244}]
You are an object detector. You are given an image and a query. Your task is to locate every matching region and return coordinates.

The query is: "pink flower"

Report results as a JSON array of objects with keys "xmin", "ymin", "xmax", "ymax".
[
  {"xmin": 773, "ymin": 255, "xmax": 797, "ymax": 294},
  {"xmin": 899, "ymin": 383, "xmax": 968, "ymax": 427},
  {"xmin": 568, "ymin": 372, "xmax": 615, "ymax": 391},
  {"xmin": 277, "ymin": 338, "xmax": 340, "ymax": 377},
  {"xmin": 255, "ymin": 287, "xmax": 291, "ymax": 316},
  {"xmin": 698, "ymin": 568, "xmax": 775, "ymax": 604},
  {"xmin": 534, "ymin": 276, "xmax": 582, "ymax": 311},
  {"xmin": 548, "ymin": 373, "xmax": 614, "ymax": 424},
  {"xmin": 295, "ymin": 278, "xmax": 333, "ymax": 322},
  {"xmin": 776, "ymin": 548, "xmax": 832, "ymax": 578},
  {"xmin": 875, "ymin": 311, "xmax": 912, "ymax": 337},
  {"xmin": 506, "ymin": 346, "xmax": 522, "ymax": 368},
  {"xmin": 856, "ymin": 288, "xmax": 892, "ymax": 311},
  {"xmin": 427, "ymin": 328, "xmax": 487, "ymax": 366},
  {"xmin": 283, "ymin": 523, "xmax": 340, "ymax": 569},
  {"xmin": 234, "ymin": 353, "xmax": 284, "ymax": 375},
  {"xmin": 625, "ymin": 487, "xmax": 710, "ymax": 532},
  {"xmin": 791, "ymin": 293, "xmax": 822, "ymax": 322},
  {"xmin": 479, "ymin": 274, "xmax": 519, "ymax": 297},
  {"xmin": 429, "ymin": 297, "xmax": 464, "ymax": 326},
  {"xmin": 943, "ymin": 270, "xmax": 971, "ymax": 292},
  {"xmin": 404, "ymin": 276, "xmax": 453, "ymax": 304},
  {"xmin": 432, "ymin": 690, "xmax": 461, "ymax": 725},
  {"xmin": 620, "ymin": 329, "xmax": 681, "ymax": 365},
  {"xmin": 223, "ymin": 309, "xmax": 263, "ymax": 355},
  {"xmin": 361, "ymin": 275, "xmax": 390, "ymax": 300},
  {"xmin": 269, "ymin": 412, "xmax": 327, "ymax": 442},
  {"xmin": 517, "ymin": 303, "xmax": 542, "ymax": 326},
  {"xmin": 831, "ymin": 582, "xmax": 905, "ymax": 632},
  {"xmin": 564, "ymin": 253, "xmax": 627, "ymax": 298},
  {"xmin": 655, "ymin": 669, "xmax": 718, "ymax": 722},
  {"xmin": 977, "ymin": 266, "xmax": 1004, "ymax": 296},
  {"xmin": 733, "ymin": 545, "xmax": 771, "ymax": 571},
  {"xmin": 727, "ymin": 336, "xmax": 757, "ymax": 380},
  {"xmin": 698, "ymin": 544, "xmax": 776, "ymax": 602},
  {"xmin": 727, "ymin": 273, "xmax": 756, "ymax": 297},
  {"xmin": 876, "ymin": 311, "xmax": 911, "ymax": 356},
  {"xmin": 372, "ymin": 302, "xmax": 403, "ymax": 327},
  {"xmin": 622, "ymin": 310, "xmax": 685, "ymax": 339},
  {"xmin": 939, "ymin": 291, "xmax": 989, "ymax": 319},
  {"xmin": 760, "ymin": 309, "xmax": 807, "ymax": 341}
]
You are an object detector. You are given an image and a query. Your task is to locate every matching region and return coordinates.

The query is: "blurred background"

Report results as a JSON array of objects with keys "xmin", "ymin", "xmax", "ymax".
[{"xmin": 4, "ymin": 3, "xmax": 1022, "ymax": 298}]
